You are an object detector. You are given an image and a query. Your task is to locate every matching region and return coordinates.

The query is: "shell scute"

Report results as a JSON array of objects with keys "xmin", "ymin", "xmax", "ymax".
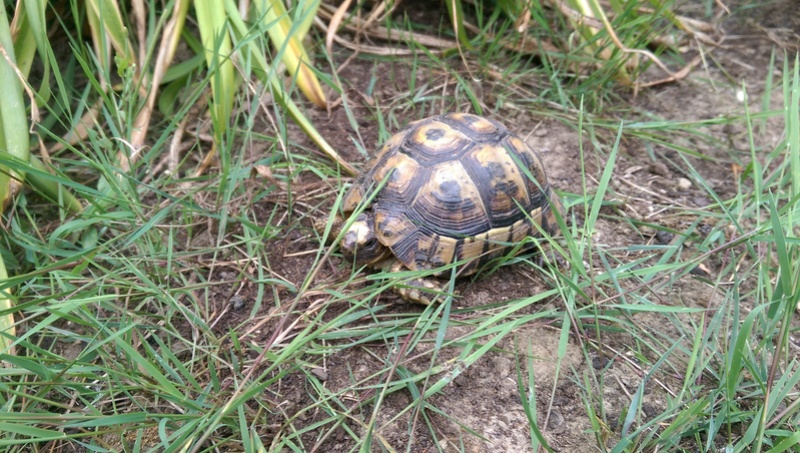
[
  {"xmin": 414, "ymin": 234, "xmax": 457, "ymax": 271},
  {"xmin": 408, "ymin": 162, "xmax": 489, "ymax": 238},
  {"xmin": 461, "ymin": 142, "xmax": 531, "ymax": 226},
  {"xmin": 369, "ymin": 150, "xmax": 424, "ymax": 206},
  {"xmin": 504, "ymin": 135, "xmax": 548, "ymax": 199},
  {"xmin": 401, "ymin": 120, "xmax": 473, "ymax": 165}
]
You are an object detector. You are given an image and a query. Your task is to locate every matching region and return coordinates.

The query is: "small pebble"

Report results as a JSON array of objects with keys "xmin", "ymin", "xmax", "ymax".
[
  {"xmin": 690, "ymin": 264, "xmax": 711, "ymax": 277},
  {"xmin": 548, "ymin": 410, "xmax": 566, "ymax": 433},
  {"xmin": 310, "ymin": 367, "xmax": 328, "ymax": 381},
  {"xmin": 231, "ymin": 295, "xmax": 247, "ymax": 311},
  {"xmin": 608, "ymin": 413, "xmax": 620, "ymax": 431},
  {"xmin": 676, "ymin": 178, "xmax": 692, "ymax": 190},
  {"xmin": 640, "ymin": 226, "xmax": 656, "ymax": 237},
  {"xmin": 592, "ymin": 355, "xmax": 611, "ymax": 369},
  {"xmin": 693, "ymin": 196, "xmax": 711, "ymax": 207},
  {"xmin": 655, "ymin": 230, "xmax": 674, "ymax": 244},
  {"xmin": 492, "ymin": 357, "xmax": 512, "ymax": 378},
  {"xmin": 643, "ymin": 403, "xmax": 660, "ymax": 419},
  {"xmin": 648, "ymin": 162, "xmax": 669, "ymax": 177}
]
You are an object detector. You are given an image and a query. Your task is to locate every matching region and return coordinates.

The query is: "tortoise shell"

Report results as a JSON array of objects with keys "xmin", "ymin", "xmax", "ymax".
[{"xmin": 342, "ymin": 112, "xmax": 561, "ymax": 276}]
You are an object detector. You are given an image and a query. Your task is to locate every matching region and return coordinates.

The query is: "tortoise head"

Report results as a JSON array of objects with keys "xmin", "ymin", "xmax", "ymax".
[{"xmin": 341, "ymin": 212, "xmax": 391, "ymax": 265}]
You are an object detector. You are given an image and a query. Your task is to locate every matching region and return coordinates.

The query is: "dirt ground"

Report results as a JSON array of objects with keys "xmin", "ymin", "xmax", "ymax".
[{"xmin": 220, "ymin": 2, "xmax": 799, "ymax": 452}]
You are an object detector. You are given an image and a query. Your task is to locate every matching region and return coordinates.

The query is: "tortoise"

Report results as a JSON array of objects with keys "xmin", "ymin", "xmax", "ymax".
[{"xmin": 325, "ymin": 112, "xmax": 562, "ymax": 304}]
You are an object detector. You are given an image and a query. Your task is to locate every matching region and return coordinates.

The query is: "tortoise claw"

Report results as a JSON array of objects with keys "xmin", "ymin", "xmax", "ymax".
[
  {"xmin": 397, "ymin": 278, "xmax": 444, "ymax": 305},
  {"xmin": 390, "ymin": 262, "xmax": 449, "ymax": 305}
]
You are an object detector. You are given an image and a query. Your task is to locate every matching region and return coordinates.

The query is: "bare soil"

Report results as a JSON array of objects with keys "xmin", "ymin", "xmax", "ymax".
[{"xmin": 207, "ymin": 2, "xmax": 798, "ymax": 451}]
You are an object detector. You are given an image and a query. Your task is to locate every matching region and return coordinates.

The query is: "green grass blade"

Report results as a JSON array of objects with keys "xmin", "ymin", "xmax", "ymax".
[
  {"xmin": 445, "ymin": 0, "xmax": 473, "ymax": 50},
  {"xmin": 255, "ymin": 0, "xmax": 327, "ymax": 108},
  {"xmin": 194, "ymin": 0, "xmax": 235, "ymax": 143},
  {"xmin": 0, "ymin": 5, "xmax": 30, "ymax": 188}
]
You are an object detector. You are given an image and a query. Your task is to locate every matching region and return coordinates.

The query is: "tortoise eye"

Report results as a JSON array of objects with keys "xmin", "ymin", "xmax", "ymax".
[{"xmin": 364, "ymin": 238, "xmax": 378, "ymax": 249}]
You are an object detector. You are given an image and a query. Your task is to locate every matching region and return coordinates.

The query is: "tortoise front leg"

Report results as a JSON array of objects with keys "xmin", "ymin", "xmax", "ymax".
[
  {"xmin": 390, "ymin": 262, "xmax": 448, "ymax": 305},
  {"xmin": 313, "ymin": 214, "xmax": 344, "ymax": 247}
]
